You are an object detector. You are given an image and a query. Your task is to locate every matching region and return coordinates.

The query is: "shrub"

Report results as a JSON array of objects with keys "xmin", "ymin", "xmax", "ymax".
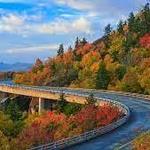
[{"xmin": 133, "ymin": 131, "xmax": 150, "ymax": 150}]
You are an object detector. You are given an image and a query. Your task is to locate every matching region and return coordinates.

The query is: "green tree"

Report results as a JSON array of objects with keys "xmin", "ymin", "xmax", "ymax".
[
  {"xmin": 142, "ymin": 3, "xmax": 150, "ymax": 34},
  {"xmin": 96, "ymin": 62, "xmax": 110, "ymax": 89},
  {"xmin": 5, "ymin": 100, "xmax": 22, "ymax": 122},
  {"xmin": 57, "ymin": 44, "xmax": 64, "ymax": 56},
  {"xmin": 4, "ymin": 100, "xmax": 24, "ymax": 137},
  {"xmin": 128, "ymin": 12, "xmax": 135, "ymax": 32},
  {"xmin": 55, "ymin": 92, "xmax": 67, "ymax": 112},
  {"xmin": 81, "ymin": 38, "xmax": 87, "ymax": 46},
  {"xmin": 0, "ymin": 111, "xmax": 14, "ymax": 137},
  {"xmin": 123, "ymin": 33, "xmax": 137, "ymax": 52},
  {"xmin": 104, "ymin": 24, "xmax": 112, "ymax": 36},
  {"xmin": 63, "ymin": 103, "xmax": 82, "ymax": 116},
  {"xmin": 115, "ymin": 65, "xmax": 127, "ymax": 80},
  {"xmin": 75, "ymin": 37, "xmax": 79, "ymax": 49},
  {"xmin": 86, "ymin": 93, "xmax": 97, "ymax": 105},
  {"xmin": 117, "ymin": 20, "xmax": 124, "ymax": 34},
  {"xmin": 104, "ymin": 24, "xmax": 112, "ymax": 48}
]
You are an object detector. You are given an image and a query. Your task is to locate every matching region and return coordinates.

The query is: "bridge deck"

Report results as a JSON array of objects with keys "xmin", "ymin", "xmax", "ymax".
[{"xmin": 0, "ymin": 84, "xmax": 87, "ymax": 104}]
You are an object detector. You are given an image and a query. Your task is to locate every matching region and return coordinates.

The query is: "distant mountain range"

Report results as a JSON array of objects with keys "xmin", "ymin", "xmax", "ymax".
[{"xmin": 0, "ymin": 62, "xmax": 32, "ymax": 72}]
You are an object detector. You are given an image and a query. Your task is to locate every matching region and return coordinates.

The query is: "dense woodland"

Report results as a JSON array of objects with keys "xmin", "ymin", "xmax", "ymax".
[{"xmin": 14, "ymin": 4, "xmax": 150, "ymax": 95}]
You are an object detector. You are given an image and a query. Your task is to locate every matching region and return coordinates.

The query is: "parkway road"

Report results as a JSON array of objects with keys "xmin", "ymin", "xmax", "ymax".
[{"xmin": 58, "ymin": 88, "xmax": 150, "ymax": 150}]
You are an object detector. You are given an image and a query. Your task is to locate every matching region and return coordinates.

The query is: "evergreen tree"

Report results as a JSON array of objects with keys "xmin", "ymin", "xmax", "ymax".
[
  {"xmin": 68, "ymin": 45, "xmax": 73, "ymax": 51},
  {"xmin": 104, "ymin": 24, "xmax": 112, "ymax": 36},
  {"xmin": 5, "ymin": 100, "xmax": 22, "ymax": 122},
  {"xmin": 75, "ymin": 37, "xmax": 79, "ymax": 49},
  {"xmin": 103, "ymin": 24, "xmax": 112, "ymax": 48},
  {"xmin": 142, "ymin": 3, "xmax": 150, "ymax": 33},
  {"xmin": 81, "ymin": 38, "xmax": 87, "ymax": 45},
  {"xmin": 123, "ymin": 33, "xmax": 137, "ymax": 52},
  {"xmin": 86, "ymin": 93, "xmax": 96, "ymax": 105},
  {"xmin": 57, "ymin": 44, "xmax": 64, "ymax": 56},
  {"xmin": 115, "ymin": 65, "xmax": 127, "ymax": 80},
  {"xmin": 117, "ymin": 20, "xmax": 124, "ymax": 33},
  {"xmin": 134, "ymin": 17, "xmax": 142, "ymax": 34},
  {"xmin": 96, "ymin": 62, "xmax": 110, "ymax": 89},
  {"xmin": 128, "ymin": 12, "xmax": 135, "ymax": 32},
  {"xmin": 55, "ymin": 92, "xmax": 67, "ymax": 113}
]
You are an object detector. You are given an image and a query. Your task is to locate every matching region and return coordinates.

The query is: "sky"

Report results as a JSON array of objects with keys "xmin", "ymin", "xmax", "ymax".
[{"xmin": 0, "ymin": 0, "xmax": 148, "ymax": 64}]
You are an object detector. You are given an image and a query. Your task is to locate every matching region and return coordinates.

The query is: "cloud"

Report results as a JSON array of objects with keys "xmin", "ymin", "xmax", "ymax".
[
  {"xmin": 34, "ymin": 17, "xmax": 92, "ymax": 34},
  {"xmin": 72, "ymin": 17, "xmax": 91, "ymax": 33},
  {"xmin": 0, "ymin": 14, "xmax": 24, "ymax": 33},
  {"xmin": 5, "ymin": 44, "xmax": 58, "ymax": 54},
  {"xmin": 56, "ymin": 0, "xmax": 94, "ymax": 10},
  {"xmin": 55, "ymin": 0, "xmax": 146, "ymax": 17},
  {"xmin": 0, "ymin": 13, "xmax": 92, "ymax": 35}
]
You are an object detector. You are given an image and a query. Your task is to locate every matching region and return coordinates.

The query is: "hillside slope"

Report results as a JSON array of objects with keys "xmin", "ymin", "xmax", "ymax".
[{"xmin": 14, "ymin": 3, "xmax": 150, "ymax": 95}]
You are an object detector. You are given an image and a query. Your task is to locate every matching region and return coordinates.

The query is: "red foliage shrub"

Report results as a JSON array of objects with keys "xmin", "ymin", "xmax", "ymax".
[
  {"xmin": 74, "ymin": 105, "xmax": 97, "ymax": 131},
  {"xmin": 140, "ymin": 33, "xmax": 150, "ymax": 48},
  {"xmin": 96, "ymin": 104, "xmax": 122, "ymax": 127},
  {"xmin": 14, "ymin": 104, "xmax": 123, "ymax": 149},
  {"xmin": 14, "ymin": 121, "xmax": 52, "ymax": 150}
]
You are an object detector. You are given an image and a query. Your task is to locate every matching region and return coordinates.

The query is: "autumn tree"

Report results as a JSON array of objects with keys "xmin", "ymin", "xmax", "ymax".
[
  {"xmin": 140, "ymin": 33, "xmax": 150, "ymax": 48},
  {"xmin": 0, "ymin": 111, "xmax": 14, "ymax": 137},
  {"xmin": 32, "ymin": 58, "xmax": 43, "ymax": 73},
  {"xmin": 139, "ymin": 68, "xmax": 150, "ymax": 94},
  {"xmin": 120, "ymin": 68, "xmax": 143, "ymax": 93},
  {"xmin": 0, "ymin": 131, "xmax": 10, "ymax": 150},
  {"xmin": 78, "ymin": 51, "xmax": 101, "ymax": 88}
]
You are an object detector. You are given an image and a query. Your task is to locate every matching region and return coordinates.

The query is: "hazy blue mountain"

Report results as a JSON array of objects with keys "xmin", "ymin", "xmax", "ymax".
[{"xmin": 0, "ymin": 62, "xmax": 32, "ymax": 72}]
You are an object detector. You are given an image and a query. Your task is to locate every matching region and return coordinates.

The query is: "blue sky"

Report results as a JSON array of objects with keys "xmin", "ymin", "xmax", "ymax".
[{"xmin": 0, "ymin": 0, "xmax": 147, "ymax": 64}]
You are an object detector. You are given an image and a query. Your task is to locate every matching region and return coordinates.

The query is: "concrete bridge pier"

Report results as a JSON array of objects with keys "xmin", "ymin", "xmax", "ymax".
[{"xmin": 38, "ymin": 98, "xmax": 44, "ymax": 115}]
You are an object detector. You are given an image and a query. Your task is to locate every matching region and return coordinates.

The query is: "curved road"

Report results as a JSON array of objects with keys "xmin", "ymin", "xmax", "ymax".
[
  {"xmin": 1, "ymin": 82, "xmax": 150, "ymax": 150},
  {"xmin": 58, "ymin": 88, "xmax": 150, "ymax": 150}
]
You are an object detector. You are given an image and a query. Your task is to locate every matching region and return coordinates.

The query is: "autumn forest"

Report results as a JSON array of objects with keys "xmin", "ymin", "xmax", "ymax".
[{"xmin": 14, "ymin": 4, "xmax": 150, "ymax": 95}]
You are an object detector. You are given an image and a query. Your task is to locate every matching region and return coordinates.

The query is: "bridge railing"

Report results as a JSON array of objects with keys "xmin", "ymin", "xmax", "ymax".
[
  {"xmin": 29, "ymin": 97, "xmax": 130, "ymax": 150},
  {"xmin": 1, "ymin": 82, "xmax": 149, "ymax": 100}
]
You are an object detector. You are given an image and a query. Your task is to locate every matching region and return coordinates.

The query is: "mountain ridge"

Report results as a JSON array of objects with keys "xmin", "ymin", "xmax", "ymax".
[{"xmin": 0, "ymin": 62, "xmax": 32, "ymax": 72}]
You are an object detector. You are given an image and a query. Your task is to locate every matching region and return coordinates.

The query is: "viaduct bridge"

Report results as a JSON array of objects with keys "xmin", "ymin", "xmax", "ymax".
[{"xmin": 0, "ymin": 83, "xmax": 88, "ymax": 114}]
